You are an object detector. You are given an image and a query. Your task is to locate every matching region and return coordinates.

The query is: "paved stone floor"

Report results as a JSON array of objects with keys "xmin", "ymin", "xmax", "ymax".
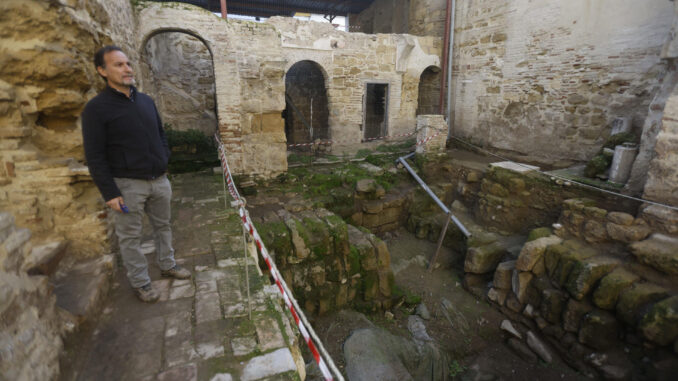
[{"xmin": 61, "ymin": 172, "xmax": 303, "ymax": 381}]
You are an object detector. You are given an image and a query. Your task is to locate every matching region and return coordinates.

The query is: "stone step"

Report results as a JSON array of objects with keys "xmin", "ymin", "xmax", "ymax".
[
  {"xmin": 50, "ymin": 254, "xmax": 115, "ymax": 325},
  {"xmin": 24, "ymin": 240, "xmax": 68, "ymax": 276}
]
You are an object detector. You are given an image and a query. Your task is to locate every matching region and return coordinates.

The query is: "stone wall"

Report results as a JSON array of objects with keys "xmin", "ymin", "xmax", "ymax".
[
  {"xmin": 0, "ymin": 212, "xmax": 63, "ymax": 380},
  {"xmin": 354, "ymin": 0, "xmax": 675, "ymax": 166},
  {"xmin": 254, "ymin": 208, "xmax": 394, "ymax": 315},
  {"xmin": 137, "ymin": 3, "xmax": 442, "ymax": 174},
  {"xmin": 451, "ymin": 0, "xmax": 674, "ymax": 165},
  {"xmin": 349, "ymin": 0, "xmax": 447, "ymax": 38},
  {"xmin": 142, "ymin": 32, "xmax": 217, "ymax": 137},
  {"xmin": 479, "ymin": 199, "xmax": 678, "ymax": 374},
  {"xmin": 0, "ymin": 0, "xmax": 137, "ymax": 258}
]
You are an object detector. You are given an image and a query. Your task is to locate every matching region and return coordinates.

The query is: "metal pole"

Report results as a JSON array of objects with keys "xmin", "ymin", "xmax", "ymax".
[
  {"xmin": 220, "ymin": 0, "xmax": 228, "ymax": 19},
  {"xmin": 242, "ymin": 225, "xmax": 252, "ymax": 320},
  {"xmin": 446, "ymin": 0, "xmax": 456, "ymax": 138},
  {"xmin": 438, "ymin": 0, "xmax": 452, "ymax": 114},
  {"xmin": 428, "ymin": 205, "xmax": 453, "ymax": 272},
  {"xmin": 397, "ymin": 156, "xmax": 471, "ymax": 237}
]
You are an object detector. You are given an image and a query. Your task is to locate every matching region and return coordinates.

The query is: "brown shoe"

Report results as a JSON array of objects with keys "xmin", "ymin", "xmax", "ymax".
[
  {"xmin": 160, "ymin": 265, "xmax": 191, "ymax": 280},
  {"xmin": 135, "ymin": 283, "xmax": 160, "ymax": 303}
]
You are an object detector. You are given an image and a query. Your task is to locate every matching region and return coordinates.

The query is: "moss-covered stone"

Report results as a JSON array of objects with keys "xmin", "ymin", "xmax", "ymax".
[
  {"xmin": 549, "ymin": 240, "xmax": 598, "ymax": 286},
  {"xmin": 592, "ymin": 268, "xmax": 639, "ymax": 310},
  {"xmin": 579, "ymin": 310, "xmax": 619, "ymax": 350},
  {"xmin": 516, "ymin": 235, "xmax": 562, "ymax": 272},
  {"xmin": 639, "ymin": 296, "xmax": 678, "ymax": 346},
  {"xmin": 526, "ymin": 227, "xmax": 552, "ymax": 242},
  {"xmin": 362, "ymin": 271, "xmax": 379, "ymax": 301},
  {"xmin": 563, "ymin": 299, "xmax": 593, "ymax": 333},
  {"xmin": 493, "ymin": 260, "xmax": 515, "ymax": 290},
  {"xmin": 616, "ymin": 283, "xmax": 669, "ymax": 325},
  {"xmin": 565, "ymin": 256, "xmax": 620, "ymax": 300},
  {"xmin": 630, "ymin": 234, "xmax": 678, "ymax": 276},
  {"xmin": 255, "ymin": 221, "xmax": 293, "ymax": 260},
  {"xmin": 301, "ymin": 217, "xmax": 330, "ymax": 258},
  {"xmin": 584, "ymin": 154, "xmax": 612, "ymax": 178},
  {"xmin": 540, "ymin": 289, "xmax": 567, "ymax": 324}
]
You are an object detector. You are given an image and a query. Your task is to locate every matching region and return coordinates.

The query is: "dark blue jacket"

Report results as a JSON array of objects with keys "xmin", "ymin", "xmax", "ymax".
[{"xmin": 82, "ymin": 86, "xmax": 170, "ymax": 201}]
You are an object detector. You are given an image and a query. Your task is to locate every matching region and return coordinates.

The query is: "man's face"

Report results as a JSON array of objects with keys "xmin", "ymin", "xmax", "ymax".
[{"xmin": 97, "ymin": 50, "xmax": 135, "ymax": 89}]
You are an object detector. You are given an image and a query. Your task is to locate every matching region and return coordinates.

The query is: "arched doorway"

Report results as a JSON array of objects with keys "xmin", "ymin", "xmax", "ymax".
[
  {"xmin": 142, "ymin": 31, "xmax": 218, "ymax": 136},
  {"xmin": 284, "ymin": 60, "xmax": 329, "ymax": 149},
  {"xmin": 417, "ymin": 66, "xmax": 442, "ymax": 115}
]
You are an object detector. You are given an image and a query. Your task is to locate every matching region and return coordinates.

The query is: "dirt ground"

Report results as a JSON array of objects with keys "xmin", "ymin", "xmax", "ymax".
[{"xmin": 311, "ymin": 228, "xmax": 590, "ymax": 380}]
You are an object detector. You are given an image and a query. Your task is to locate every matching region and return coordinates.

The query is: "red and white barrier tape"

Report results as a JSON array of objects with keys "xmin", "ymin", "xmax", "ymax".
[
  {"xmin": 416, "ymin": 129, "xmax": 444, "ymax": 147},
  {"xmin": 287, "ymin": 130, "xmax": 417, "ymax": 148},
  {"xmin": 214, "ymin": 134, "xmax": 337, "ymax": 381}
]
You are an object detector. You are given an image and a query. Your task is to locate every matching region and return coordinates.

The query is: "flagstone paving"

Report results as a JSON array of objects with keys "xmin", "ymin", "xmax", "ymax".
[{"xmin": 60, "ymin": 172, "xmax": 303, "ymax": 381}]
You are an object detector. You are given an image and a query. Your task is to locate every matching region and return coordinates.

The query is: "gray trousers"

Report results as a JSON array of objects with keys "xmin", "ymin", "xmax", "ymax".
[{"xmin": 113, "ymin": 175, "xmax": 176, "ymax": 288}]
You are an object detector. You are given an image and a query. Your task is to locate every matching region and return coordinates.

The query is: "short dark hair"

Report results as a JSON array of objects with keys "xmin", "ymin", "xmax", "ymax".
[{"xmin": 94, "ymin": 45, "xmax": 124, "ymax": 80}]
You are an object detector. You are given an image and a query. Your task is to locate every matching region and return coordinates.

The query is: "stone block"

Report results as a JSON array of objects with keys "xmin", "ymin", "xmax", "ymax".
[
  {"xmin": 607, "ymin": 212, "xmax": 634, "ymax": 226},
  {"xmin": 241, "ymin": 348, "xmax": 297, "ymax": 381},
  {"xmin": 583, "ymin": 220, "xmax": 608, "ymax": 243},
  {"xmin": 606, "ymin": 222, "xmax": 651, "ymax": 243},
  {"xmin": 639, "ymin": 296, "xmax": 678, "ymax": 346},
  {"xmin": 563, "ymin": 299, "xmax": 593, "ymax": 333},
  {"xmin": 255, "ymin": 317, "xmax": 285, "ymax": 351},
  {"xmin": 546, "ymin": 241, "xmax": 598, "ymax": 286},
  {"xmin": 578, "ymin": 310, "xmax": 618, "ymax": 350},
  {"xmin": 512, "ymin": 270, "xmax": 534, "ymax": 304},
  {"xmin": 507, "ymin": 338, "xmax": 537, "ymax": 363},
  {"xmin": 487, "ymin": 287, "xmax": 508, "ymax": 306},
  {"xmin": 516, "ymin": 235, "xmax": 562, "ymax": 272},
  {"xmin": 564, "ymin": 256, "xmax": 620, "ymax": 300},
  {"xmin": 526, "ymin": 331, "xmax": 553, "ymax": 363},
  {"xmin": 540, "ymin": 289, "xmax": 567, "ymax": 324},
  {"xmin": 526, "ymin": 227, "xmax": 552, "ymax": 242},
  {"xmin": 630, "ymin": 234, "xmax": 678, "ymax": 275},
  {"xmin": 464, "ymin": 242, "xmax": 506, "ymax": 274},
  {"xmin": 493, "ymin": 260, "xmax": 515, "ymax": 290},
  {"xmin": 231, "ymin": 336, "xmax": 257, "ymax": 356},
  {"xmin": 592, "ymin": 268, "xmax": 639, "ymax": 310},
  {"xmin": 22, "ymin": 241, "xmax": 67, "ymax": 275},
  {"xmin": 195, "ymin": 292, "xmax": 221, "ymax": 324},
  {"xmin": 616, "ymin": 283, "xmax": 668, "ymax": 325}
]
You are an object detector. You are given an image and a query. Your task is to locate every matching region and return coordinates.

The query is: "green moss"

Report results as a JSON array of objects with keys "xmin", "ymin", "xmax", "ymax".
[
  {"xmin": 355, "ymin": 149, "xmax": 371, "ymax": 158},
  {"xmin": 376, "ymin": 138, "xmax": 416, "ymax": 152},
  {"xmin": 392, "ymin": 284, "xmax": 422, "ymax": 305},
  {"xmin": 287, "ymin": 154, "xmax": 314, "ymax": 164},
  {"xmin": 603, "ymin": 132, "xmax": 636, "ymax": 150},
  {"xmin": 348, "ymin": 246, "xmax": 362, "ymax": 275},
  {"xmin": 584, "ymin": 154, "xmax": 611, "ymax": 178},
  {"xmin": 527, "ymin": 227, "xmax": 553, "ymax": 242}
]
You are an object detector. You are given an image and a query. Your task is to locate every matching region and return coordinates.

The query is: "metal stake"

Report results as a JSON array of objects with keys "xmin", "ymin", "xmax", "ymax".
[
  {"xmin": 428, "ymin": 203, "xmax": 454, "ymax": 272},
  {"xmin": 242, "ymin": 224, "xmax": 252, "ymax": 321}
]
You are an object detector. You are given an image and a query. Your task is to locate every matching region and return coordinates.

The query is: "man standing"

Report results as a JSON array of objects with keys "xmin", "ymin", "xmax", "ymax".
[{"xmin": 81, "ymin": 46, "xmax": 190, "ymax": 303}]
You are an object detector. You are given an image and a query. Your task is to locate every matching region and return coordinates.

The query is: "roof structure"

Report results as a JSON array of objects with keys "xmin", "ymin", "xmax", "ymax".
[{"xmin": 150, "ymin": 0, "xmax": 375, "ymax": 18}]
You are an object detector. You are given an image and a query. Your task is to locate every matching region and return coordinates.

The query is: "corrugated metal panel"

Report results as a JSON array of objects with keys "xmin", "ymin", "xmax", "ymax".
[{"xmin": 149, "ymin": 0, "xmax": 374, "ymax": 18}]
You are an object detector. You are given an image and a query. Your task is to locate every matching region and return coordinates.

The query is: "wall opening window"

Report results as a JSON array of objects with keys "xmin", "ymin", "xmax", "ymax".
[
  {"xmin": 363, "ymin": 83, "xmax": 389, "ymax": 140},
  {"xmin": 284, "ymin": 60, "xmax": 329, "ymax": 150},
  {"xmin": 417, "ymin": 66, "xmax": 442, "ymax": 115}
]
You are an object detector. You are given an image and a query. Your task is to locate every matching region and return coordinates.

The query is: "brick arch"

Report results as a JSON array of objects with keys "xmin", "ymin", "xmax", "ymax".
[{"xmin": 139, "ymin": 27, "xmax": 215, "ymax": 61}]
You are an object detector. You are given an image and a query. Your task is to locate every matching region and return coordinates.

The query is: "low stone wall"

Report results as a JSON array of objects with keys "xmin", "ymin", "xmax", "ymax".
[
  {"xmin": 479, "ymin": 199, "xmax": 678, "ymax": 373},
  {"xmin": 254, "ymin": 208, "xmax": 394, "ymax": 315},
  {"xmin": 0, "ymin": 212, "xmax": 63, "ymax": 380}
]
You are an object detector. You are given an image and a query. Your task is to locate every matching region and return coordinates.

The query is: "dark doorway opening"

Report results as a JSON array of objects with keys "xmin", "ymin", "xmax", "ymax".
[
  {"xmin": 364, "ymin": 83, "xmax": 388, "ymax": 140},
  {"xmin": 417, "ymin": 66, "xmax": 442, "ymax": 115},
  {"xmin": 284, "ymin": 61, "xmax": 329, "ymax": 150}
]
